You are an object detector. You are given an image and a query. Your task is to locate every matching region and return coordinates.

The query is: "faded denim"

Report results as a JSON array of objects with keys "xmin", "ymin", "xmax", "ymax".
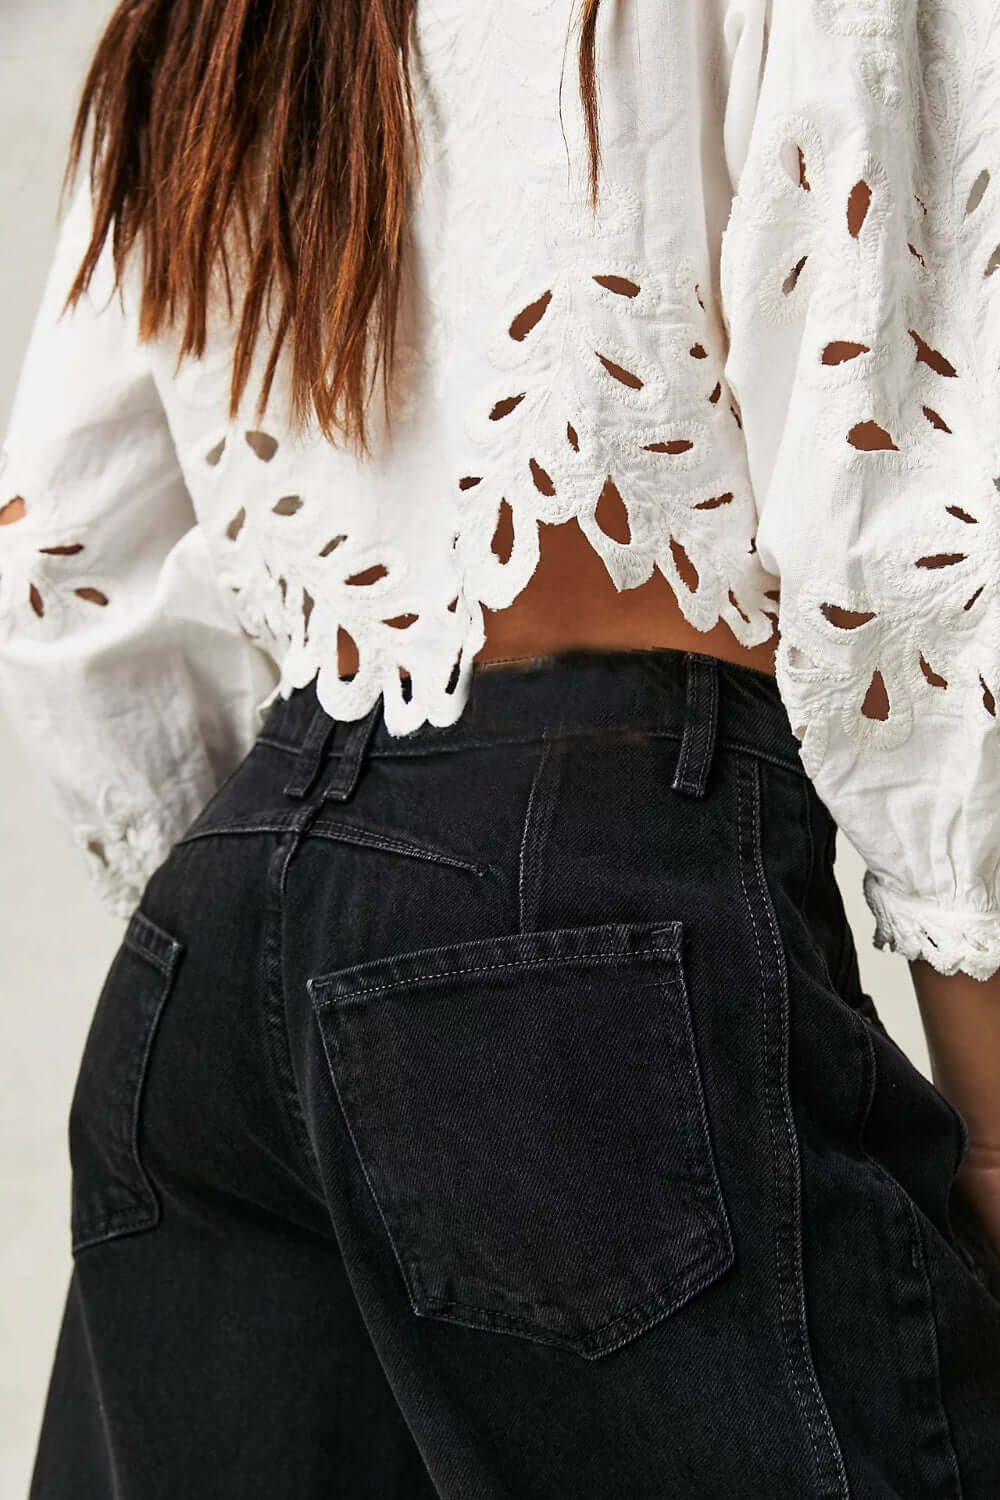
[{"xmin": 30, "ymin": 647, "xmax": 1000, "ymax": 1499}]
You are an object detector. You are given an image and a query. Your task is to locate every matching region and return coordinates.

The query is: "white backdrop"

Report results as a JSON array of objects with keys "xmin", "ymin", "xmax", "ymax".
[{"xmin": 0, "ymin": 2, "xmax": 929, "ymax": 1492}]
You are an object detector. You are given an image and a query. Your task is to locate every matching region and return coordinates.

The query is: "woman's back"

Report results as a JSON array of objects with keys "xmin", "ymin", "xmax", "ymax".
[
  {"xmin": 7, "ymin": 4, "xmax": 1000, "ymax": 1496},
  {"xmin": 5, "ymin": 0, "xmax": 999, "ymax": 992},
  {"xmin": 129, "ymin": 0, "xmax": 778, "ymax": 721}
]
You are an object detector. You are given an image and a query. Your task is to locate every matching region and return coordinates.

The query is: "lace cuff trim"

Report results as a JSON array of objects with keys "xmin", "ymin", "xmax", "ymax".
[
  {"xmin": 73, "ymin": 811, "xmax": 178, "ymax": 919},
  {"xmin": 70, "ymin": 770, "xmax": 213, "ymax": 919},
  {"xmin": 863, "ymin": 872, "xmax": 1000, "ymax": 982}
]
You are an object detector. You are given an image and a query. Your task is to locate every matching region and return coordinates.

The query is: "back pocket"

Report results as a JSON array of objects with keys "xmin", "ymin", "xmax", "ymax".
[
  {"xmin": 70, "ymin": 909, "xmax": 184, "ymax": 1253},
  {"xmin": 308, "ymin": 919, "xmax": 735, "ymax": 1359}
]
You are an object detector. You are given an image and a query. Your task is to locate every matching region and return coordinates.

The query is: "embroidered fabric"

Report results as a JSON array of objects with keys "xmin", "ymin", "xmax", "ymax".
[{"xmin": 0, "ymin": 0, "xmax": 998, "ymax": 979}]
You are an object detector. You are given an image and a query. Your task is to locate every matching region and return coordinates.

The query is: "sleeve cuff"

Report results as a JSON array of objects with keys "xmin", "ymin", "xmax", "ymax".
[
  {"xmin": 863, "ymin": 871, "xmax": 1000, "ymax": 982},
  {"xmin": 70, "ymin": 775, "xmax": 212, "ymax": 919},
  {"xmin": 74, "ymin": 814, "xmax": 178, "ymax": 919}
]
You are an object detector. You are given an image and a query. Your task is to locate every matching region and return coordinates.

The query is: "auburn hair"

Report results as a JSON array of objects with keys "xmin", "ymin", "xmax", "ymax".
[{"xmin": 59, "ymin": 0, "xmax": 604, "ymax": 457}]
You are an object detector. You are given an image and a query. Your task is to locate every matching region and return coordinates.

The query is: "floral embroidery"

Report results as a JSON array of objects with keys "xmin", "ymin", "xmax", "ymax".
[
  {"xmin": 74, "ymin": 786, "xmax": 176, "ymax": 918},
  {"xmin": 5, "ymin": 1, "xmax": 1000, "ymax": 976},
  {"xmin": 0, "ymin": 487, "xmax": 114, "ymax": 642},
  {"xmin": 727, "ymin": 4, "xmax": 1000, "ymax": 761},
  {"xmin": 813, "ymin": 0, "xmax": 902, "ymax": 41},
  {"xmin": 775, "ymin": 548, "xmax": 988, "ymax": 759},
  {"xmin": 451, "ymin": 166, "xmax": 777, "ymax": 648},
  {"xmin": 858, "ymin": 49, "xmax": 904, "ymax": 109},
  {"xmin": 150, "ymin": 0, "xmax": 785, "ymax": 734},
  {"xmin": 190, "ymin": 411, "xmax": 475, "ymax": 732}
]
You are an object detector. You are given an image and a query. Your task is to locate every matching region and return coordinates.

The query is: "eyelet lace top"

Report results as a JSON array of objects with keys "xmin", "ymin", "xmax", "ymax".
[{"xmin": 2, "ymin": 0, "xmax": 999, "ymax": 979}]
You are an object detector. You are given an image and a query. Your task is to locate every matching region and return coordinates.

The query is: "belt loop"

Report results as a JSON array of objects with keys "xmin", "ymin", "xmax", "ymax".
[
  {"xmin": 317, "ymin": 699, "xmax": 383, "ymax": 804},
  {"xmin": 671, "ymin": 653, "xmax": 720, "ymax": 798},
  {"xmin": 283, "ymin": 704, "xmax": 338, "ymax": 799}
]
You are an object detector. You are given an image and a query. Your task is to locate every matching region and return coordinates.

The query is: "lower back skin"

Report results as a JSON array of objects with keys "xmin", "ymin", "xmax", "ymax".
[
  {"xmin": 473, "ymin": 516, "xmax": 779, "ymax": 676},
  {"xmin": 334, "ymin": 517, "xmax": 779, "ymax": 683}
]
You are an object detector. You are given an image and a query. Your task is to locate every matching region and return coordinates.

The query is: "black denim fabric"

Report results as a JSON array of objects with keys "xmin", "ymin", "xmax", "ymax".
[{"xmin": 30, "ymin": 646, "xmax": 1000, "ymax": 1499}]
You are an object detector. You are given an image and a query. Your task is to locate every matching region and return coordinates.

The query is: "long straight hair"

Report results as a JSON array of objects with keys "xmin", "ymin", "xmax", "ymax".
[{"xmin": 60, "ymin": 0, "xmax": 605, "ymax": 456}]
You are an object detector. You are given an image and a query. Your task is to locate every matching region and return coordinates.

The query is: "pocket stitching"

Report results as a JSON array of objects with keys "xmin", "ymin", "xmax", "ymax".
[
  {"xmin": 411, "ymin": 1233, "xmax": 734, "ymax": 1360},
  {"xmin": 665, "ymin": 954, "xmax": 738, "ymax": 1287},
  {"xmin": 71, "ymin": 913, "xmax": 185, "ymax": 1253},
  {"xmin": 315, "ymin": 944, "xmax": 678, "ymax": 1006},
  {"xmin": 310, "ymin": 920, "xmax": 734, "ymax": 1359},
  {"xmin": 309, "ymin": 921, "xmax": 683, "ymax": 1007}
]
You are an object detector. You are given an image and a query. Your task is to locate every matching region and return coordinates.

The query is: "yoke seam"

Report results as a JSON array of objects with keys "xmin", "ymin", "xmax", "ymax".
[{"xmin": 176, "ymin": 812, "xmax": 491, "ymax": 877}]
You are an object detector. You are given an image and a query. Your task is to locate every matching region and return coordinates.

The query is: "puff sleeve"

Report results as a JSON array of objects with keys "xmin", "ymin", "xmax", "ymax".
[
  {"xmin": 720, "ymin": 1, "xmax": 1000, "ymax": 979},
  {"xmin": 0, "ymin": 172, "xmax": 278, "ymax": 916}
]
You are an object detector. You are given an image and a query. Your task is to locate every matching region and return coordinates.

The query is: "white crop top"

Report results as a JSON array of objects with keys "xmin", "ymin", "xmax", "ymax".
[{"xmin": 1, "ymin": 0, "xmax": 999, "ymax": 979}]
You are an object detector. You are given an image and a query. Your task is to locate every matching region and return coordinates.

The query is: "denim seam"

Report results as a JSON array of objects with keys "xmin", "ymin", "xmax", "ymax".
[
  {"xmin": 313, "ymin": 995, "xmax": 438, "ymax": 1347},
  {"xmin": 178, "ymin": 812, "xmax": 490, "ymax": 877},
  {"xmin": 735, "ymin": 754, "xmax": 850, "ymax": 1500},
  {"xmin": 745, "ymin": 757, "xmax": 851, "ymax": 1498},
  {"xmin": 904, "ymin": 1201, "xmax": 967, "ymax": 1496},
  {"xmin": 852, "ymin": 1019, "xmax": 967, "ymax": 1496},
  {"xmin": 798, "ymin": 785, "xmax": 839, "ymax": 999},
  {"xmin": 517, "ymin": 734, "xmax": 552, "ymax": 933},
  {"xmin": 306, "ymin": 819, "xmax": 490, "ymax": 877},
  {"xmin": 311, "ymin": 941, "xmax": 684, "ymax": 1008},
  {"xmin": 261, "ymin": 810, "xmax": 327, "ymax": 1194},
  {"xmin": 736, "ymin": 757, "xmax": 815, "ymax": 1470},
  {"xmin": 75, "ymin": 1204, "xmax": 155, "ymax": 1241},
  {"xmin": 410, "ymin": 1234, "xmax": 734, "ymax": 1360},
  {"xmin": 176, "ymin": 812, "xmax": 302, "ymax": 844},
  {"xmin": 668, "ymin": 939, "xmax": 738, "ymax": 1282},
  {"xmin": 72, "ymin": 936, "xmax": 183, "ymax": 1254}
]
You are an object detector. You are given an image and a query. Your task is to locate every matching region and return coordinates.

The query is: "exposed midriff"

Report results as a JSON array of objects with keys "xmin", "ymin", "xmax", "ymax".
[
  {"xmin": 336, "ymin": 517, "xmax": 779, "ymax": 682},
  {"xmin": 473, "ymin": 516, "xmax": 779, "ymax": 677}
]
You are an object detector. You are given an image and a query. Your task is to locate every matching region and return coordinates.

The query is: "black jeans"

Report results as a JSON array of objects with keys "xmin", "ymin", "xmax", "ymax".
[{"xmin": 31, "ymin": 647, "xmax": 1000, "ymax": 1499}]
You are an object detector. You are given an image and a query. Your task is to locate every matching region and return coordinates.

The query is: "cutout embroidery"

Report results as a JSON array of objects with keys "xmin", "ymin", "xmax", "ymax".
[
  {"xmin": 724, "ymin": 3, "xmax": 1000, "ymax": 787},
  {"xmin": 0, "ymin": 493, "xmax": 114, "ymax": 638},
  {"xmin": 451, "ymin": 166, "xmax": 777, "ymax": 647}
]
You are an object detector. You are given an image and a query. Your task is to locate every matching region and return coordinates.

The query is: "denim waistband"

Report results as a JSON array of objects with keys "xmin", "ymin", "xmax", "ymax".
[{"xmin": 258, "ymin": 647, "xmax": 806, "ymax": 804}]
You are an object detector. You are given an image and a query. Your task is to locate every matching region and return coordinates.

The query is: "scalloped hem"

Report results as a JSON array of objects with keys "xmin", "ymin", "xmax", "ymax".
[{"xmin": 863, "ymin": 871, "xmax": 1000, "ymax": 982}]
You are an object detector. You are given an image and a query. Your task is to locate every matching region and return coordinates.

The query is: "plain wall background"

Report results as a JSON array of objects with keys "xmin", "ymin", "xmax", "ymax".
[{"xmin": 0, "ymin": 3, "xmax": 930, "ymax": 1492}]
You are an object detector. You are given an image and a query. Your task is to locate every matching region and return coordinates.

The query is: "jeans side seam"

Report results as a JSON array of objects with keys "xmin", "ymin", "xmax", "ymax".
[
  {"xmin": 797, "ymin": 787, "xmax": 841, "ymax": 1001},
  {"xmin": 904, "ymin": 1193, "xmax": 968, "ymax": 1497},
  {"xmin": 852, "ymin": 1018, "xmax": 968, "ymax": 1498},
  {"xmin": 736, "ymin": 754, "xmax": 851, "ymax": 1500}
]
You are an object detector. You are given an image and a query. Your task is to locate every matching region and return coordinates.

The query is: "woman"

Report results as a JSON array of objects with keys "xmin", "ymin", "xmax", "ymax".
[{"xmin": 5, "ymin": 0, "xmax": 1000, "ymax": 1494}]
